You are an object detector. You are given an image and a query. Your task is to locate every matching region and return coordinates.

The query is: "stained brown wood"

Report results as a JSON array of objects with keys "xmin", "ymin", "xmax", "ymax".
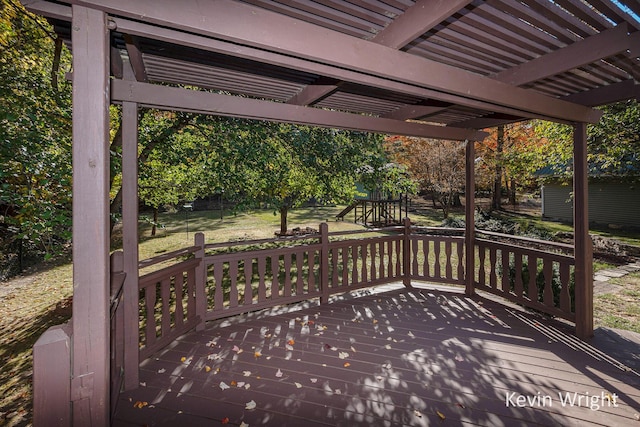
[
  {"xmin": 70, "ymin": 5, "xmax": 110, "ymax": 425},
  {"xmin": 113, "ymin": 285, "xmax": 640, "ymax": 427},
  {"xmin": 573, "ymin": 123, "xmax": 594, "ymax": 339}
]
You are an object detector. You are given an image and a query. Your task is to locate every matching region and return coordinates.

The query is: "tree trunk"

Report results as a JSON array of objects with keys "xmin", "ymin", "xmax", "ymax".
[
  {"xmin": 279, "ymin": 205, "xmax": 288, "ymax": 235},
  {"xmin": 509, "ymin": 177, "xmax": 517, "ymax": 206},
  {"xmin": 151, "ymin": 207, "xmax": 158, "ymax": 236},
  {"xmin": 492, "ymin": 125, "xmax": 504, "ymax": 210}
]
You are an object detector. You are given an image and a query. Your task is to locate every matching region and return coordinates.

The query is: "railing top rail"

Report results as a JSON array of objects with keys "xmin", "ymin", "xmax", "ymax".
[
  {"xmin": 476, "ymin": 237, "xmax": 575, "ymax": 261},
  {"xmin": 411, "ymin": 226, "xmax": 465, "ymax": 235},
  {"xmin": 326, "ymin": 226, "xmax": 403, "ymax": 237},
  {"xmin": 475, "ymin": 229, "xmax": 574, "ymax": 252},
  {"xmin": 204, "ymin": 233, "xmax": 321, "ymax": 250},
  {"xmin": 138, "ymin": 245, "xmax": 200, "ymax": 269}
]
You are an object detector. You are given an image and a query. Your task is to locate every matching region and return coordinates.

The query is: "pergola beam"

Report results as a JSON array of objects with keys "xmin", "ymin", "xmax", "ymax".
[
  {"xmin": 493, "ymin": 24, "xmax": 631, "ymax": 86},
  {"xmin": 59, "ymin": 0, "xmax": 601, "ymax": 123},
  {"xmin": 370, "ymin": 0, "xmax": 474, "ymax": 49},
  {"xmin": 111, "ymin": 80, "xmax": 487, "ymax": 141},
  {"xmin": 563, "ymin": 79, "xmax": 640, "ymax": 106}
]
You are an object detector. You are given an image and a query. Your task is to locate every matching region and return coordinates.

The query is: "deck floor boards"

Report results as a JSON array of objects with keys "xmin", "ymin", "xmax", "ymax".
[{"xmin": 113, "ymin": 284, "xmax": 640, "ymax": 426}]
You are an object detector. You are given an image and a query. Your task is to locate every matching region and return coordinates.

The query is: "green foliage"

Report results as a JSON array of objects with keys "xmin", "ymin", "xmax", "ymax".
[
  {"xmin": 1, "ymin": 0, "xmax": 73, "ymax": 270},
  {"xmin": 534, "ymin": 100, "xmax": 640, "ymax": 179}
]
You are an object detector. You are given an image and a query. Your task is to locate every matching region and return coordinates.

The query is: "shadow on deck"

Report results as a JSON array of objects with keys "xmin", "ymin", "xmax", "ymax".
[{"xmin": 113, "ymin": 284, "xmax": 640, "ymax": 426}]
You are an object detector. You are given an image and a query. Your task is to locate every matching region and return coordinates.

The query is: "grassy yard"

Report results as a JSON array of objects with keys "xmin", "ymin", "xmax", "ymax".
[{"xmin": 1, "ymin": 203, "xmax": 639, "ymax": 426}]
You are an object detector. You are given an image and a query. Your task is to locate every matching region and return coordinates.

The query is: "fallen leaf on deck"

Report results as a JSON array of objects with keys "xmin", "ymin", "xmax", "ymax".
[
  {"xmin": 408, "ymin": 331, "xmax": 415, "ymax": 338},
  {"xmin": 242, "ymin": 370, "xmax": 252, "ymax": 377},
  {"xmin": 139, "ymin": 382, "xmax": 146, "ymax": 387},
  {"xmin": 254, "ymin": 351, "xmax": 262, "ymax": 358},
  {"xmin": 335, "ymin": 389, "xmax": 342, "ymax": 395},
  {"xmin": 230, "ymin": 380, "xmax": 237, "ymax": 387},
  {"xmin": 455, "ymin": 355, "xmax": 463, "ymax": 362},
  {"xmin": 133, "ymin": 401, "xmax": 148, "ymax": 409},
  {"xmin": 436, "ymin": 410, "xmax": 446, "ymax": 420},
  {"xmin": 232, "ymin": 345, "xmax": 243, "ymax": 354},
  {"xmin": 245, "ymin": 400, "xmax": 257, "ymax": 410},
  {"xmin": 221, "ymin": 417, "xmax": 229, "ymax": 424},
  {"xmin": 275, "ymin": 369, "xmax": 283, "ymax": 378},
  {"xmin": 338, "ymin": 352, "xmax": 349, "ymax": 359},
  {"xmin": 372, "ymin": 319, "xmax": 378, "ymax": 324},
  {"xmin": 219, "ymin": 382, "xmax": 230, "ymax": 391},
  {"xmin": 205, "ymin": 366, "xmax": 212, "ymax": 373},
  {"xmin": 244, "ymin": 383, "xmax": 251, "ymax": 389},
  {"xmin": 240, "ymin": 422, "xmax": 249, "ymax": 427},
  {"xmin": 288, "ymin": 339, "xmax": 295, "ymax": 346},
  {"xmin": 310, "ymin": 378, "xmax": 318, "ymax": 383},
  {"xmin": 343, "ymin": 362, "xmax": 351, "ymax": 368},
  {"xmin": 350, "ymin": 346, "xmax": 357, "ymax": 353},
  {"xmin": 295, "ymin": 382, "xmax": 303, "ymax": 388},
  {"xmin": 413, "ymin": 410, "xmax": 422, "ymax": 418},
  {"xmin": 237, "ymin": 381, "xmax": 245, "ymax": 388},
  {"xmin": 384, "ymin": 344, "xmax": 392, "ymax": 350},
  {"xmin": 158, "ymin": 368, "xmax": 166, "ymax": 374}
]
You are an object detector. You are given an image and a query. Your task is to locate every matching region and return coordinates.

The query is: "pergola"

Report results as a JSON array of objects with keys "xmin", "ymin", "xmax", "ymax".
[{"xmin": 23, "ymin": 0, "xmax": 639, "ymax": 425}]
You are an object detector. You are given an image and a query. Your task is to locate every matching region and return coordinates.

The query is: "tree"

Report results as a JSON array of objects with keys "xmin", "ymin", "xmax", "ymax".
[
  {"xmin": 238, "ymin": 124, "xmax": 389, "ymax": 234},
  {"xmin": 0, "ymin": 0, "xmax": 73, "ymax": 268},
  {"xmin": 535, "ymin": 100, "xmax": 640, "ymax": 178},
  {"xmin": 476, "ymin": 122, "xmax": 546, "ymax": 209},
  {"xmin": 385, "ymin": 136, "xmax": 465, "ymax": 218}
]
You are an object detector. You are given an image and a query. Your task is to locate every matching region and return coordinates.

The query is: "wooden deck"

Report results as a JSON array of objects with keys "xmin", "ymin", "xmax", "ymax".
[{"xmin": 113, "ymin": 284, "xmax": 640, "ymax": 426}]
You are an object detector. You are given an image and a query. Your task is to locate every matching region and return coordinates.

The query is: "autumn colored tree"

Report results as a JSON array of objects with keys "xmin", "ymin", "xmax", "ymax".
[
  {"xmin": 476, "ymin": 122, "xmax": 546, "ymax": 209},
  {"xmin": 385, "ymin": 136, "xmax": 465, "ymax": 218}
]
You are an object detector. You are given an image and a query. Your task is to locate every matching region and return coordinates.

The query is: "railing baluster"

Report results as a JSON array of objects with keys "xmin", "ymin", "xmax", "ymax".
[
  {"xmin": 478, "ymin": 245, "xmax": 486, "ymax": 287},
  {"xmin": 527, "ymin": 255, "xmax": 537, "ymax": 302},
  {"xmin": 543, "ymin": 258, "xmax": 554, "ymax": 307},
  {"xmin": 501, "ymin": 249, "xmax": 510, "ymax": 296},
  {"xmin": 332, "ymin": 247, "xmax": 339, "ymax": 288},
  {"xmin": 271, "ymin": 254, "xmax": 280, "ymax": 300},
  {"xmin": 283, "ymin": 253, "xmax": 292, "ymax": 297},
  {"xmin": 296, "ymin": 250, "xmax": 304, "ymax": 295},
  {"xmin": 229, "ymin": 260, "xmax": 239, "ymax": 308},
  {"xmin": 258, "ymin": 256, "xmax": 266, "ymax": 302},
  {"xmin": 144, "ymin": 285, "xmax": 156, "ymax": 347},
  {"xmin": 308, "ymin": 249, "xmax": 316, "ymax": 292},
  {"xmin": 370, "ymin": 242, "xmax": 377, "ymax": 281},
  {"xmin": 457, "ymin": 240, "xmax": 464, "ymax": 282},
  {"xmin": 379, "ymin": 241, "xmax": 385, "ymax": 280},
  {"xmin": 352, "ymin": 245, "xmax": 358, "ymax": 285},
  {"xmin": 421, "ymin": 238, "xmax": 428, "ymax": 277},
  {"xmin": 161, "ymin": 278, "xmax": 171, "ymax": 338},
  {"xmin": 559, "ymin": 261, "xmax": 571, "ymax": 313},
  {"xmin": 513, "ymin": 252, "xmax": 523, "ymax": 298},
  {"xmin": 445, "ymin": 240, "xmax": 453, "ymax": 280},
  {"xmin": 175, "ymin": 273, "xmax": 185, "ymax": 327},
  {"xmin": 213, "ymin": 261, "xmax": 223, "ymax": 312},
  {"xmin": 187, "ymin": 266, "xmax": 196, "ymax": 320},
  {"xmin": 412, "ymin": 238, "xmax": 419, "ymax": 276},
  {"xmin": 361, "ymin": 244, "xmax": 368, "ymax": 283},
  {"xmin": 489, "ymin": 247, "xmax": 497, "ymax": 289},
  {"xmin": 434, "ymin": 239, "xmax": 441, "ymax": 279},
  {"xmin": 341, "ymin": 246, "xmax": 349, "ymax": 286},
  {"xmin": 244, "ymin": 257, "xmax": 253, "ymax": 305}
]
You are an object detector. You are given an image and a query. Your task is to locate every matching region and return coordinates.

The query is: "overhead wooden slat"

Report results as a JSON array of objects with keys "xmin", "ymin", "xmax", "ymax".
[
  {"xmin": 370, "ymin": 0, "xmax": 473, "ymax": 49},
  {"xmin": 494, "ymin": 24, "xmax": 631, "ymax": 86}
]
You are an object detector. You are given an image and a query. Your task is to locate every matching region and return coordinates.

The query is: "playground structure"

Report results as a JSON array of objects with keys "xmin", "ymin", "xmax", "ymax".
[{"xmin": 336, "ymin": 194, "xmax": 408, "ymax": 227}]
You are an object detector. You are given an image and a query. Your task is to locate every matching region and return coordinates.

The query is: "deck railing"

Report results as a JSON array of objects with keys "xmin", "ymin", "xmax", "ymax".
[
  {"xmin": 474, "ymin": 230, "xmax": 576, "ymax": 321},
  {"xmin": 130, "ymin": 221, "xmax": 578, "ymax": 363}
]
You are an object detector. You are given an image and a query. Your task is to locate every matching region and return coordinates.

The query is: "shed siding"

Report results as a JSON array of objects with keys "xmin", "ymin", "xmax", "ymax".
[{"xmin": 542, "ymin": 182, "xmax": 640, "ymax": 228}]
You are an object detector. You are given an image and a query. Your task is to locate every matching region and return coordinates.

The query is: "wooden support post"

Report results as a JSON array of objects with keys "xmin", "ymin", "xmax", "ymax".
[
  {"xmin": 573, "ymin": 122, "xmax": 594, "ymax": 339},
  {"xmin": 34, "ymin": 324, "xmax": 72, "ymax": 427},
  {"xmin": 465, "ymin": 140, "xmax": 476, "ymax": 296},
  {"xmin": 70, "ymin": 5, "xmax": 110, "ymax": 426},
  {"xmin": 402, "ymin": 217, "xmax": 412, "ymax": 288},
  {"xmin": 121, "ymin": 84, "xmax": 139, "ymax": 390},
  {"xmin": 320, "ymin": 223, "xmax": 330, "ymax": 304},
  {"xmin": 194, "ymin": 232, "xmax": 206, "ymax": 330}
]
